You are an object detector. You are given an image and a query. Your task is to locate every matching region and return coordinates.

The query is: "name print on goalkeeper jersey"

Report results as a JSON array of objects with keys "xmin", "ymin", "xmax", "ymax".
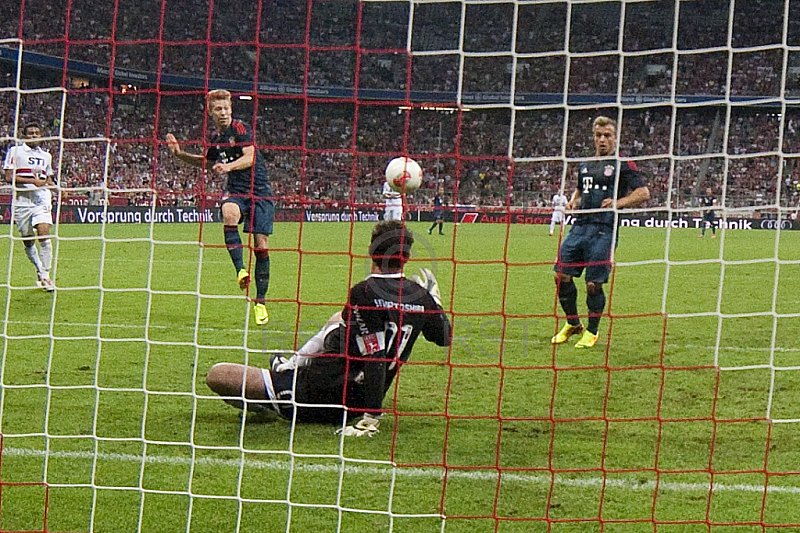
[
  {"xmin": 260, "ymin": 271, "xmax": 450, "ymax": 425},
  {"xmin": 341, "ymin": 273, "xmax": 451, "ymax": 415}
]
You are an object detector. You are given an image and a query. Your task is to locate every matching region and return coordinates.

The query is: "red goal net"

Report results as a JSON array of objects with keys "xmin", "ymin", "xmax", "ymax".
[{"xmin": 1, "ymin": 1, "xmax": 800, "ymax": 532}]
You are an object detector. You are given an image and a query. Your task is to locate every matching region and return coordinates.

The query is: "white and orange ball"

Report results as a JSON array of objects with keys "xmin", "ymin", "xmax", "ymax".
[{"xmin": 385, "ymin": 157, "xmax": 423, "ymax": 193}]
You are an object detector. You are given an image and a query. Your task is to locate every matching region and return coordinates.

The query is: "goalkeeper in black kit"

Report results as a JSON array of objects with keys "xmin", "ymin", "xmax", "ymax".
[
  {"xmin": 552, "ymin": 116, "xmax": 650, "ymax": 348},
  {"xmin": 206, "ymin": 220, "xmax": 451, "ymax": 436}
]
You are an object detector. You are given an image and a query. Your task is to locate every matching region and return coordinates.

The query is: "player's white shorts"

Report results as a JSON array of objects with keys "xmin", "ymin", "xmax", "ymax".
[
  {"xmin": 551, "ymin": 210, "xmax": 565, "ymax": 224},
  {"xmin": 14, "ymin": 203, "xmax": 53, "ymax": 237},
  {"xmin": 384, "ymin": 206, "xmax": 403, "ymax": 221}
]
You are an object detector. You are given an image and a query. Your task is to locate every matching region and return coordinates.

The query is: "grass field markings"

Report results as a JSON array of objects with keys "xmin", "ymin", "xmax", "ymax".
[
  {"xmin": 719, "ymin": 364, "xmax": 800, "ymax": 372},
  {"xmin": 675, "ymin": 344, "xmax": 800, "ymax": 354},
  {"xmin": 3, "ymin": 446, "xmax": 799, "ymax": 494},
  {"xmin": 43, "ymin": 256, "xmax": 351, "ymax": 268},
  {"xmin": 8, "ymin": 320, "xmax": 800, "ymax": 354},
  {"xmin": 7, "ymin": 319, "xmax": 321, "ymax": 336}
]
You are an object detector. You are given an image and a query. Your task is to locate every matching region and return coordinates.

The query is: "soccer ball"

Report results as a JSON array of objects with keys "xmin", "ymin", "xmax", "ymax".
[{"xmin": 385, "ymin": 157, "xmax": 423, "ymax": 193}]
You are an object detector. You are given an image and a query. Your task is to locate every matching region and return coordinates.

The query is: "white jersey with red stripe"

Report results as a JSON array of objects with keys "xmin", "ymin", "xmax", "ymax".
[
  {"xmin": 3, "ymin": 143, "xmax": 54, "ymax": 207},
  {"xmin": 552, "ymin": 193, "xmax": 568, "ymax": 213},
  {"xmin": 382, "ymin": 181, "xmax": 402, "ymax": 207}
]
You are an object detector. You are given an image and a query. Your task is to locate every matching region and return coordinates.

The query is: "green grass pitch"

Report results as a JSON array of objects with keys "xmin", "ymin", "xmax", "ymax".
[{"xmin": 1, "ymin": 221, "xmax": 799, "ymax": 532}]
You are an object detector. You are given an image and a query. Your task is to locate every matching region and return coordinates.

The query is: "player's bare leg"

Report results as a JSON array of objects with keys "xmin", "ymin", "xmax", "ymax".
[{"xmin": 206, "ymin": 362, "xmax": 269, "ymax": 412}]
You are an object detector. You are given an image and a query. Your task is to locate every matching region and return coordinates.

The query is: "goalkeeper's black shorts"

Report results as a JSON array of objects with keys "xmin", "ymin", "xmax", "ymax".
[{"xmin": 269, "ymin": 355, "xmax": 365, "ymax": 424}]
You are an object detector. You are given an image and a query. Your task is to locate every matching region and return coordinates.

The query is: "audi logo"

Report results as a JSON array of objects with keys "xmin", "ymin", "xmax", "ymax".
[{"xmin": 760, "ymin": 219, "xmax": 794, "ymax": 230}]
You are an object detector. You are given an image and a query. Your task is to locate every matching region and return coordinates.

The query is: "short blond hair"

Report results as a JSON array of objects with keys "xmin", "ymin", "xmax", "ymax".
[
  {"xmin": 207, "ymin": 89, "xmax": 232, "ymax": 108},
  {"xmin": 593, "ymin": 116, "xmax": 617, "ymax": 131}
]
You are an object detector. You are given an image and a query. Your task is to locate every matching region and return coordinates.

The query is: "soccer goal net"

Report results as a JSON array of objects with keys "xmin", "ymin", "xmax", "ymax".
[{"xmin": 1, "ymin": 1, "xmax": 800, "ymax": 532}]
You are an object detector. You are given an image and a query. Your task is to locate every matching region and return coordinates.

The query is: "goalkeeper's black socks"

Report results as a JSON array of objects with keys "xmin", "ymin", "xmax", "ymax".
[
  {"xmin": 255, "ymin": 249, "xmax": 270, "ymax": 300},
  {"xmin": 586, "ymin": 288, "xmax": 606, "ymax": 335},
  {"xmin": 438, "ymin": 222, "xmax": 444, "ymax": 234},
  {"xmin": 224, "ymin": 225, "xmax": 245, "ymax": 271},
  {"xmin": 558, "ymin": 280, "xmax": 580, "ymax": 326}
]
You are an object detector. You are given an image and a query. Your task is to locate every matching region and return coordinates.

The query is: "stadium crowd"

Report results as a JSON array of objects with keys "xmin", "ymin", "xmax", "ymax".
[{"xmin": 1, "ymin": 0, "xmax": 800, "ymax": 212}]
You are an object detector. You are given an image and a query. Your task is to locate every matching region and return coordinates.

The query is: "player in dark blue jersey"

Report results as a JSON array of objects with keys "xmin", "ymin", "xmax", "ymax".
[
  {"xmin": 427, "ymin": 187, "xmax": 445, "ymax": 235},
  {"xmin": 699, "ymin": 187, "xmax": 717, "ymax": 238},
  {"xmin": 552, "ymin": 116, "xmax": 650, "ymax": 348},
  {"xmin": 166, "ymin": 89, "xmax": 273, "ymax": 325},
  {"xmin": 205, "ymin": 221, "xmax": 451, "ymax": 436}
]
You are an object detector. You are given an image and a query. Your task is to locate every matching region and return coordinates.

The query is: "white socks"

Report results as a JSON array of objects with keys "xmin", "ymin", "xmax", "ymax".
[
  {"xmin": 25, "ymin": 244, "xmax": 43, "ymax": 274},
  {"xmin": 39, "ymin": 239, "xmax": 52, "ymax": 273}
]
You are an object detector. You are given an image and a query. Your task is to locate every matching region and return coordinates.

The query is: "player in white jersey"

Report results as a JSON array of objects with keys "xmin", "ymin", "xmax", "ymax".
[
  {"xmin": 382, "ymin": 181, "xmax": 403, "ymax": 221},
  {"xmin": 3, "ymin": 123, "xmax": 56, "ymax": 291},
  {"xmin": 549, "ymin": 190, "xmax": 568, "ymax": 236}
]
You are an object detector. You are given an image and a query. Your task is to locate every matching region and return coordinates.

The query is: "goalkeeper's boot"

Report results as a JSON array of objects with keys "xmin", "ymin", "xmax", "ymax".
[
  {"xmin": 237, "ymin": 269, "xmax": 250, "ymax": 291},
  {"xmin": 551, "ymin": 323, "xmax": 583, "ymax": 344},
  {"xmin": 253, "ymin": 302, "xmax": 269, "ymax": 325},
  {"xmin": 575, "ymin": 329, "xmax": 599, "ymax": 349}
]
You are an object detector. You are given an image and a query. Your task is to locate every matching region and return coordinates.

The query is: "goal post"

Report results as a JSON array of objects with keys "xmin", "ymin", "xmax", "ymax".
[{"xmin": 1, "ymin": 1, "xmax": 800, "ymax": 533}]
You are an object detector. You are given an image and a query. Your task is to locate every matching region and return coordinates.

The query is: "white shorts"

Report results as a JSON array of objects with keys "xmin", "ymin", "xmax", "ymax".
[
  {"xmin": 384, "ymin": 206, "xmax": 403, "ymax": 221},
  {"xmin": 551, "ymin": 210, "xmax": 565, "ymax": 224},
  {"xmin": 14, "ymin": 203, "xmax": 53, "ymax": 237}
]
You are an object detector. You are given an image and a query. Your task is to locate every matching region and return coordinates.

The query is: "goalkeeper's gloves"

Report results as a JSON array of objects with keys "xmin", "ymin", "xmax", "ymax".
[
  {"xmin": 271, "ymin": 355, "xmax": 295, "ymax": 373},
  {"xmin": 336, "ymin": 413, "xmax": 381, "ymax": 437},
  {"xmin": 411, "ymin": 267, "xmax": 442, "ymax": 307},
  {"xmin": 271, "ymin": 354, "xmax": 312, "ymax": 373}
]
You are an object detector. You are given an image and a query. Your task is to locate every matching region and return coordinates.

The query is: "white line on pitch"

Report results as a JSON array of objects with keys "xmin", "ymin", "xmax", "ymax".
[
  {"xmin": 5, "ymin": 319, "xmax": 320, "ymax": 336},
  {"xmin": 668, "ymin": 343, "xmax": 800, "ymax": 353},
  {"xmin": 2, "ymin": 447, "xmax": 799, "ymax": 495}
]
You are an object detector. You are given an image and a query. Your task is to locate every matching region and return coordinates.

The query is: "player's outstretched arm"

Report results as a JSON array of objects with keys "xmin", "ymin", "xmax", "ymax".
[
  {"xmin": 566, "ymin": 188, "xmax": 581, "ymax": 210},
  {"xmin": 165, "ymin": 133, "xmax": 207, "ymax": 168},
  {"xmin": 616, "ymin": 186, "xmax": 650, "ymax": 209},
  {"xmin": 411, "ymin": 268, "xmax": 452, "ymax": 346},
  {"xmin": 411, "ymin": 267, "xmax": 441, "ymax": 306}
]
